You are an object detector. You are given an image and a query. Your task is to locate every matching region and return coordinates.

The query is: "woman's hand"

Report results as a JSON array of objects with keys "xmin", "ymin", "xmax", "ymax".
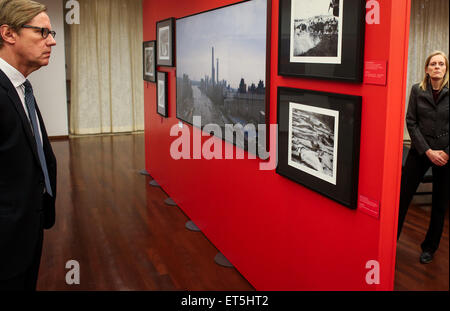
[
  {"xmin": 425, "ymin": 149, "xmax": 448, "ymax": 166},
  {"xmin": 438, "ymin": 151, "xmax": 449, "ymax": 162}
]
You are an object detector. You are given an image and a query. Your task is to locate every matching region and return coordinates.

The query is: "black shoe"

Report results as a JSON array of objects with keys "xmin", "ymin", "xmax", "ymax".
[{"xmin": 420, "ymin": 251, "xmax": 434, "ymax": 264}]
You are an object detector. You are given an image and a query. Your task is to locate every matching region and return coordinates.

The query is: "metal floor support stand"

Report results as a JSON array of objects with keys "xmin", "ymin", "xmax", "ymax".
[
  {"xmin": 145, "ymin": 174, "xmax": 233, "ymax": 270},
  {"xmin": 214, "ymin": 253, "xmax": 234, "ymax": 268},
  {"xmin": 149, "ymin": 180, "xmax": 160, "ymax": 187},
  {"xmin": 139, "ymin": 169, "xmax": 151, "ymax": 176},
  {"xmin": 185, "ymin": 220, "xmax": 201, "ymax": 232},
  {"xmin": 164, "ymin": 198, "xmax": 177, "ymax": 206}
]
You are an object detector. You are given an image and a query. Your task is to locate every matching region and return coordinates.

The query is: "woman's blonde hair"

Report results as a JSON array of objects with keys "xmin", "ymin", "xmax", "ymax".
[
  {"xmin": 419, "ymin": 50, "xmax": 449, "ymax": 91},
  {"xmin": 0, "ymin": 0, "xmax": 47, "ymax": 48}
]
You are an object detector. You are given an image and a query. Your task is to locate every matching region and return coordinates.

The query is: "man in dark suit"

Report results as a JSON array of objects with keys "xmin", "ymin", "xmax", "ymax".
[{"xmin": 0, "ymin": 0, "xmax": 57, "ymax": 290}]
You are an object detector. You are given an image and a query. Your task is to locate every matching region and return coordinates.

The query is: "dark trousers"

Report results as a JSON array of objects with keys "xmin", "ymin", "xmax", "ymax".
[
  {"xmin": 397, "ymin": 148, "xmax": 450, "ymax": 253},
  {"xmin": 0, "ymin": 214, "xmax": 44, "ymax": 291}
]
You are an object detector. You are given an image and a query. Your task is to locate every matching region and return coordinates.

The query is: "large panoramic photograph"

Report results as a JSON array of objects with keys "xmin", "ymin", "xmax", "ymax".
[{"xmin": 176, "ymin": 0, "xmax": 267, "ymax": 151}]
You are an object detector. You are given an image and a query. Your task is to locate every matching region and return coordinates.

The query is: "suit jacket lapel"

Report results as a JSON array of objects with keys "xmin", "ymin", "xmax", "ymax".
[
  {"xmin": 424, "ymin": 84, "xmax": 436, "ymax": 107},
  {"xmin": 0, "ymin": 69, "xmax": 40, "ymax": 165},
  {"xmin": 436, "ymin": 86, "xmax": 448, "ymax": 104}
]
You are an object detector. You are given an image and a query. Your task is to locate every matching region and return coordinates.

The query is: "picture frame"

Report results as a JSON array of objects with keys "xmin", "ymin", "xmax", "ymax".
[
  {"xmin": 143, "ymin": 40, "xmax": 156, "ymax": 82},
  {"xmin": 156, "ymin": 17, "xmax": 175, "ymax": 67},
  {"xmin": 278, "ymin": 0, "xmax": 365, "ymax": 82},
  {"xmin": 276, "ymin": 87, "xmax": 362, "ymax": 209},
  {"xmin": 175, "ymin": 0, "xmax": 271, "ymax": 157},
  {"xmin": 156, "ymin": 71, "xmax": 169, "ymax": 117}
]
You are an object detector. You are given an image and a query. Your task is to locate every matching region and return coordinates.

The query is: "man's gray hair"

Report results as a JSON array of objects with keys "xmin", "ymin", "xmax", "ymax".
[{"xmin": 0, "ymin": 0, "xmax": 47, "ymax": 48}]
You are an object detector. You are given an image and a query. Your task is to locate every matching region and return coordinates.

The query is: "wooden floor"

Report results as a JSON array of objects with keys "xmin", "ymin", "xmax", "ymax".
[
  {"xmin": 37, "ymin": 133, "xmax": 448, "ymax": 291},
  {"xmin": 395, "ymin": 196, "xmax": 449, "ymax": 291},
  {"xmin": 37, "ymin": 133, "xmax": 253, "ymax": 290}
]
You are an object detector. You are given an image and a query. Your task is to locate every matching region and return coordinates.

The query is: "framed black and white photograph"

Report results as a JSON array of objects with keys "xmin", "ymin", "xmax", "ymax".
[
  {"xmin": 277, "ymin": 87, "xmax": 362, "ymax": 209},
  {"xmin": 156, "ymin": 18, "xmax": 175, "ymax": 67},
  {"xmin": 278, "ymin": 0, "xmax": 365, "ymax": 82},
  {"xmin": 290, "ymin": 0, "xmax": 343, "ymax": 64},
  {"xmin": 143, "ymin": 41, "xmax": 156, "ymax": 82},
  {"xmin": 176, "ymin": 0, "xmax": 270, "ymax": 154},
  {"xmin": 288, "ymin": 102, "xmax": 339, "ymax": 185},
  {"xmin": 157, "ymin": 71, "xmax": 168, "ymax": 117}
]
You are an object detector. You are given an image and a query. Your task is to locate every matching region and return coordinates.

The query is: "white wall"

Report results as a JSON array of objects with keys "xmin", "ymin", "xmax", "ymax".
[{"xmin": 29, "ymin": 0, "xmax": 68, "ymax": 137}]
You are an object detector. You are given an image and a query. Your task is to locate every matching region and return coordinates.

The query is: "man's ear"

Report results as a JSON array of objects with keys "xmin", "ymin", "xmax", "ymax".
[{"xmin": 0, "ymin": 24, "xmax": 17, "ymax": 45}]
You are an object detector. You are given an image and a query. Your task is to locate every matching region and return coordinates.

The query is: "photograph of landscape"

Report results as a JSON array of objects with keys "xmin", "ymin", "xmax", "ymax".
[{"xmin": 176, "ymin": 0, "xmax": 267, "ymax": 150}]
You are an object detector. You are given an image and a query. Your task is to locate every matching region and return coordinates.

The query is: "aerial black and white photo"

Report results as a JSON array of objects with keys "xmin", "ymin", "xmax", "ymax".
[
  {"xmin": 157, "ymin": 72, "xmax": 167, "ymax": 117},
  {"xmin": 145, "ymin": 46, "xmax": 154, "ymax": 77},
  {"xmin": 158, "ymin": 79, "xmax": 165, "ymax": 109},
  {"xmin": 290, "ymin": 0, "xmax": 343, "ymax": 64},
  {"xmin": 176, "ymin": 0, "xmax": 267, "ymax": 150},
  {"xmin": 288, "ymin": 102, "xmax": 338, "ymax": 185},
  {"xmin": 143, "ymin": 41, "xmax": 156, "ymax": 82},
  {"xmin": 158, "ymin": 26, "xmax": 170, "ymax": 60}
]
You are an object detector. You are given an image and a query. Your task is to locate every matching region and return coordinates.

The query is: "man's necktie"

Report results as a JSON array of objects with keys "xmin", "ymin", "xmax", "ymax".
[{"xmin": 23, "ymin": 80, "xmax": 53, "ymax": 197}]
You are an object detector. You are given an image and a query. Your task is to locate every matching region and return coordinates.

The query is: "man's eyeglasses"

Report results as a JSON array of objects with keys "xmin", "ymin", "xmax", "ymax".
[{"xmin": 21, "ymin": 25, "xmax": 56, "ymax": 39}]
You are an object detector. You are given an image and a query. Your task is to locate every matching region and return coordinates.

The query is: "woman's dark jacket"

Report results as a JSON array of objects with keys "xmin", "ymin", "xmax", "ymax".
[{"xmin": 406, "ymin": 83, "xmax": 449, "ymax": 155}]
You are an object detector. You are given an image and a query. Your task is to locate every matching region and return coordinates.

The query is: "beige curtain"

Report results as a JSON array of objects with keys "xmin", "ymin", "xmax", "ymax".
[
  {"xmin": 404, "ymin": 0, "xmax": 449, "ymax": 141},
  {"xmin": 70, "ymin": 0, "xmax": 144, "ymax": 135}
]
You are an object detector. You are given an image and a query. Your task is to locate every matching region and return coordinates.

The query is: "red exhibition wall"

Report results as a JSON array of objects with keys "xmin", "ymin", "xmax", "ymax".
[{"xmin": 143, "ymin": 0, "xmax": 411, "ymax": 290}]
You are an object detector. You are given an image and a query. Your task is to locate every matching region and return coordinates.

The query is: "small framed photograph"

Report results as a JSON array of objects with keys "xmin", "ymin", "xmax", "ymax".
[
  {"xmin": 277, "ymin": 87, "xmax": 362, "ymax": 209},
  {"xmin": 156, "ymin": 72, "xmax": 169, "ymax": 117},
  {"xmin": 278, "ymin": 0, "xmax": 365, "ymax": 82},
  {"xmin": 143, "ymin": 41, "xmax": 156, "ymax": 82},
  {"xmin": 156, "ymin": 18, "xmax": 175, "ymax": 67}
]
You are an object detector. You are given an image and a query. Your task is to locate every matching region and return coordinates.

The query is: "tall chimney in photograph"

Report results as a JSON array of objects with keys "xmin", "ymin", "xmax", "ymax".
[
  {"xmin": 217, "ymin": 58, "xmax": 219, "ymax": 85},
  {"xmin": 211, "ymin": 47, "xmax": 215, "ymax": 86}
]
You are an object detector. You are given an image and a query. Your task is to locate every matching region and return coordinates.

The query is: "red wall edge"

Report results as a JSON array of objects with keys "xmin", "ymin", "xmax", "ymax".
[
  {"xmin": 378, "ymin": 0, "xmax": 411, "ymax": 291},
  {"xmin": 143, "ymin": 0, "xmax": 409, "ymax": 290}
]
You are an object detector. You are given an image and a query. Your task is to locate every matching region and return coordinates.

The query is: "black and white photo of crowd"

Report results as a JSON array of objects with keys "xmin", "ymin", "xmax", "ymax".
[
  {"xmin": 290, "ymin": 0, "xmax": 342, "ymax": 63},
  {"xmin": 288, "ymin": 104, "xmax": 338, "ymax": 184}
]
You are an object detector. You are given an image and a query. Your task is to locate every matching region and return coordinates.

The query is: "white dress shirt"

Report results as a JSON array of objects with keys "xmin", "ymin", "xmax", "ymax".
[{"xmin": 0, "ymin": 57, "xmax": 43, "ymax": 144}]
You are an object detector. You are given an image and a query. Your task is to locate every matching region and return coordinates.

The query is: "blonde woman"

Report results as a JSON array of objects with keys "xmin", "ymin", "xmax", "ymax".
[{"xmin": 397, "ymin": 51, "xmax": 449, "ymax": 264}]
